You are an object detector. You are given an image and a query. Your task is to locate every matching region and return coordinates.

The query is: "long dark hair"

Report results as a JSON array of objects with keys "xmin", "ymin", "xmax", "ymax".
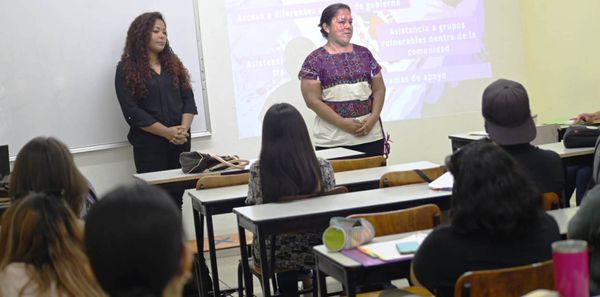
[
  {"xmin": 447, "ymin": 140, "xmax": 544, "ymax": 238},
  {"xmin": 118, "ymin": 12, "xmax": 191, "ymax": 98},
  {"xmin": 259, "ymin": 103, "xmax": 323, "ymax": 203},
  {"xmin": 85, "ymin": 183, "xmax": 183, "ymax": 297},
  {"xmin": 10, "ymin": 137, "xmax": 88, "ymax": 215}
]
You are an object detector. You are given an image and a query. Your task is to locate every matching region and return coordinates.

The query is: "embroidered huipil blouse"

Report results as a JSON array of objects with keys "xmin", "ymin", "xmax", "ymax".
[{"xmin": 299, "ymin": 44, "xmax": 383, "ymax": 147}]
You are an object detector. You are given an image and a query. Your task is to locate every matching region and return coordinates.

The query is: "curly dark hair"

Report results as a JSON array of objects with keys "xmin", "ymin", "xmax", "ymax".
[
  {"xmin": 119, "ymin": 12, "xmax": 191, "ymax": 98},
  {"xmin": 447, "ymin": 140, "xmax": 544, "ymax": 239}
]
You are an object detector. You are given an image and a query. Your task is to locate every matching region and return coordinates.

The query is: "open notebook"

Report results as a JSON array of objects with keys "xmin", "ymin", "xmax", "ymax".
[
  {"xmin": 428, "ymin": 171, "xmax": 453, "ymax": 191},
  {"xmin": 357, "ymin": 231, "xmax": 429, "ymax": 261}
]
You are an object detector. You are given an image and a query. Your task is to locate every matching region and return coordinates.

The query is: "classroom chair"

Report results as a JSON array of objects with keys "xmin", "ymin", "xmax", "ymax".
[
  {"xmin": 192, "ymin": 172, "xmax": 252, "ymax": 296},
  {"xmin": 193, "ymin": 171, "xmax": 253, "ymax": 251},
  {"xmin": 330, "ymin": 155, "xmax": 387, "ymax": 172},
  {"xmin": 454, "ymin": 260, "xmax": 554, "ymax": 297},
  {"xmin": 195, "ymin": 172, "xmax": 250, "ymax": 189},
  {"xmin": 542, "ymin": 192, "xmax": 560, "ymax": 211},
  {"xmin": 348, "ymin": 204, "xmax": 442, "ymax": 237},
  {"xmin": 347, "ymin": 204, "xmax": 442, "ymax": 296},
  {"xmin": 237, "ymin": 186, "xmax": 349, "ymax": 297},
  {"xmin": 379, "ymin": 167, "xmax": 446, "ymax": 188},
  {"xmin": 356, "ymin": 286, "xmax": 434, "ymax": 297},
  {"xmin": 278, "ymin": 185, "xmax": 349, "ymax": 202}
]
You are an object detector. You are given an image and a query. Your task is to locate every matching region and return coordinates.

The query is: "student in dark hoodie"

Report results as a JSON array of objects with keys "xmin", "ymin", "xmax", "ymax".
[{"xmin": 412, "ymin": 140, "xmax": 560, "ymax": 297}]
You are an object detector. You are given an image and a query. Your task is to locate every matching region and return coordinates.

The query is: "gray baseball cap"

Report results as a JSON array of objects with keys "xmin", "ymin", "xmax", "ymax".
[{"xmin": 482, "ymin": 79, "xmax": 536, "ymax": 145}]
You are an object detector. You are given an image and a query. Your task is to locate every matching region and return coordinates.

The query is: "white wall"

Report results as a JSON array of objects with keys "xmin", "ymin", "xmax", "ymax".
[{"xmin": 71, "ymin": 0, "xmax": 545, "ymax": 239}]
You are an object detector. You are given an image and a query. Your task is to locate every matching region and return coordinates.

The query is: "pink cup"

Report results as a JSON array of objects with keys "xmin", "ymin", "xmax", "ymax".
[{"xmin": 552, "ymin": 240, "xmax": 589, "ymax": 297}]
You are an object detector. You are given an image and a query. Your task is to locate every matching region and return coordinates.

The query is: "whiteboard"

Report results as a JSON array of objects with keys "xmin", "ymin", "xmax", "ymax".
[{"xmin": 0, "ymin": 0, "xmax": 210, "ymax": 156}]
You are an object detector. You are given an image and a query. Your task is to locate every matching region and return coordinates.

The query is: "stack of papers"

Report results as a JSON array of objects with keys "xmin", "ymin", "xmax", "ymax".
[
  {"xmin": 468, "ymin": 131, "xmax": 488, "ymax": 136},
  {"xmin": 428, "ymin": 171, "xmax": 453, "ymax": 191},
  {"xmin": 357, "ymin": 232, "xmax": 429, "ymax": 261}
]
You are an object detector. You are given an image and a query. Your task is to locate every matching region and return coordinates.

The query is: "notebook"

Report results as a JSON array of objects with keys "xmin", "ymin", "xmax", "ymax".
[
  {"xmin": 428, "ymin": 171, "xmax": 453, "ymax": 191},
  {"xmin": 357, "ymin": 232, "xmax": 429, "ymax": 261}
]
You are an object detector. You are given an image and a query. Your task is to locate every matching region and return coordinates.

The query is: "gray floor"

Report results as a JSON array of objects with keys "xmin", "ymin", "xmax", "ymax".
[{"xmin": 203, "ymin": 248, "xmax": 409, "ymax": 297}]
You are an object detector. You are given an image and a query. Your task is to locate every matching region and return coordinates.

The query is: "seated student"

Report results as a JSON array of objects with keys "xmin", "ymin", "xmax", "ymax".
[
  {"xmin": 85, "ymin": 183, "xmax": 193, "ymax": 297},
  {"xmin": 9, "ymin": 136, "xmax": 97, "ymax": 218},
  {"xmin": 566, "ymin": 110, "xmax": 598, "ymax": 205},
  {"xmin": 245, "ymin": 103, "xmax": 335, "ymax": 296},
  {"xmin": 568, "ymin": 184, "xmax": 600, "ymax": 295},
  {"xmin": 0, "ymin": 192, "xmax": 105, "ymax": 297},
  {"xmin": 481, "ymin": 79, "xmax": 565, "ymax": 202},
  {"xmin": 411, "ymin": 140, "xmax": 561, "ymax": 297}
]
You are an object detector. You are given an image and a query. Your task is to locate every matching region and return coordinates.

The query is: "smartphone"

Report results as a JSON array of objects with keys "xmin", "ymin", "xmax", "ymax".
[{"xmin": 396, "ymin": 241, "xmax": 419, "ymax": 254}]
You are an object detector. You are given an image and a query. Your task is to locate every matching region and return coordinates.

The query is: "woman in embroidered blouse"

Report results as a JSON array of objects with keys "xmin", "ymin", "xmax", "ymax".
[
  {"xmin": 299, "ymin": 3, "xmax": 387, "ymax": 157},
  {"xmin": 246, "ymin": 103, "xmax": 336, "ymax": 296}
]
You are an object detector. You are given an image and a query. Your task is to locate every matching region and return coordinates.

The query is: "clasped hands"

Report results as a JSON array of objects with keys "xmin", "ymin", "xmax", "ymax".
[
  {"xmin": 166, "ymin": 126, "xmax": 189, "ymax": 145},
  {"xmin": 342, "ymin": 116, "xmax": 376, "ymax": 137}
]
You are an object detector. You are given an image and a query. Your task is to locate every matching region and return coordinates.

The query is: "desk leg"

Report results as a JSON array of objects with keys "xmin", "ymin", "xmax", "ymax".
[
  {"xmin": 315, "ymin": 258, "xmax": 328, "ymax": 297},
  {"xmin": 238, "ymin": 223, "xmax": 252, "ymax": 297},
  {"xmin": 562, "ymin": 160, "xmax": 569, "ymax": 208},
  {"xmin": 257, "ymin": 228, "xmax": 272, "ymax": 297},
  {"xmin": 192, "ymin": 208, "xmax": 210, "ymax": 297},
  {"xmin": 205, "ymin": 213, "xmax": 221, "ymax": 296},
  {"xmin": 345, "ymin": 272, "xmax": 356, "ymax": 297}
]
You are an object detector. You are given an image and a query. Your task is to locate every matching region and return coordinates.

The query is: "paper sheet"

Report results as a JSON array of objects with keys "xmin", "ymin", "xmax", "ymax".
[
  {"xmin": 357, "ymin": 232, "xmax": 429, "ymax": 261},
  {"xmin": 428, "ymin": 171, "xmax": 453, "ymax": 191}
]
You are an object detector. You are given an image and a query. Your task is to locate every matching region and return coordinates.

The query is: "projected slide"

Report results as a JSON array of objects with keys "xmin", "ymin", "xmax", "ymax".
[{"xmin": 226, "ymin": 0, "xmax": 491, "ymax": 138}]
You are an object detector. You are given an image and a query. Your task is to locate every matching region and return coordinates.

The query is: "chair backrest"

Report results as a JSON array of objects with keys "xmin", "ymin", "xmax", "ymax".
[
  {"xmin": 347, "ymin": 204, "xmax": 442, "ymax": 236},
  {"xmin": 195, "ymin": 172, "xmax": 250, "ymax": 190},
  {"xmin": 542, "ymin": 192, "xmax": 560, "ymax": 210},
  {"xmin": 454, "ymin": 260, "xmax": 554, "ymax": 297},
  {"xmin": 329, "ymin": 155, "xmax": 387, "ymax": 172},
  {"xmin": 379, "ymin": 166, "xmax": 446, "ymax": 188},
  {"xmin": 278, "ymin": 185, "xmax": 349, "ymax": 203}
]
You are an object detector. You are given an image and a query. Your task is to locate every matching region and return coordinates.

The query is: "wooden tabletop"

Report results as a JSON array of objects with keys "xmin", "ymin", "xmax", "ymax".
[{"xmin": 134, "ymin": 147, "xmax": 364, "ymax": 185}]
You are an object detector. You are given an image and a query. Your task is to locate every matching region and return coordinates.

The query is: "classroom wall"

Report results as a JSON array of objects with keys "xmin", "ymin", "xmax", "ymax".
[
  {"xmin": 521, "ymin": 1, "xmax": 600, "ymax": 122},
  {"xmin": 70, "ymin": 0, "xmax": 598, "ymax": 239}
]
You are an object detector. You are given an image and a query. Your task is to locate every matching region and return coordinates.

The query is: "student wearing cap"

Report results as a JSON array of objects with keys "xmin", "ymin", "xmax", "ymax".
[{"xmin": 481, "ymin": 79, "xmax": 565, "ymax": 202}]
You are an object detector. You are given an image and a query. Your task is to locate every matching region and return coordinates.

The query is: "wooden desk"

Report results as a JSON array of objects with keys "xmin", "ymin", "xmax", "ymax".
[
  {"xmin": 133, "ymin": 147, "xmax": 364, "ymax": 220},
  {"xmin": 538, "ymin": 142, "xmax": 594, "ymax": 159},
  {"xmin": 134, "ymin": 147, "xmax": 363, "ymax": 185},
  {"xmin": 547, "ymin": 206, "xmax": 578, "ymax": 235},
  {"xmin": 540, "ymin": 143, "xmax": 594, "ymax": 207},
  {"xmin": 313, "ymin": 207, "xmax": 579, "ymax": 297},
  {"xmin": 448, "ymin": 124, "xmax": 561, "ymax": 152},
  {"xmin": 188, "ymin": 161, "xmax": 439, "ymax": 297},
  {"xmin": 233, "ymin": 183, "xmax": 451, "ymax": 297},
  {"xmin": 314, "ymin": 232, "xmax": 423, "ymax": 297},
  {"xmin": 448, "ymin": 133, "xmax": 486, "ymax": 152}
]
